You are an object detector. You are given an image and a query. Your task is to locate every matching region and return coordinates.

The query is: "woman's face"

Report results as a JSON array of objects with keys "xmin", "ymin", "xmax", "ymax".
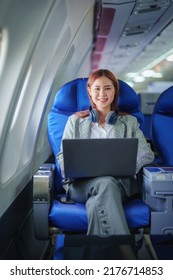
[{"xmin": 88, "ymin": 76, "xmax": 115, "ymax": 112}]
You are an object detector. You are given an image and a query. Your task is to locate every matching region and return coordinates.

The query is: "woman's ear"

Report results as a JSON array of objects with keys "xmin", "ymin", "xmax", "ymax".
[{"xmin": 88, "ymin": 86, "xmax": 91, "ymax": 96}]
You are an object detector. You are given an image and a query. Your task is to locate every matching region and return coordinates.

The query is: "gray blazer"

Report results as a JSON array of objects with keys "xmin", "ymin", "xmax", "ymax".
[{"xmin": 57, "ymin": 114, "xmax": 154, "ymax": 196}]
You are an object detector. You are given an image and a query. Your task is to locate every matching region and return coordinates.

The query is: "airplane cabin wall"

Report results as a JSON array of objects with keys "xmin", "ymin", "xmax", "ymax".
[
  {"xmin": 0, "ymin": 0, "xmax": 94, "ymax": 217},
  {"xmin": 0, "ymin": 0, "xmax": 95, "ymax": 259}
]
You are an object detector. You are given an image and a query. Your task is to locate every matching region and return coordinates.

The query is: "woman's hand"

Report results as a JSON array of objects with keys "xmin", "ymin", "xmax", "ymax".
[{"xmin": 75, "ymin": 109, "xmax": 90, "ymax": 118}]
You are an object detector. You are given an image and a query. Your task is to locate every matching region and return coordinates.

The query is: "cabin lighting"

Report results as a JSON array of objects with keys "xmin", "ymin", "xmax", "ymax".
[
  {"xmin": 126, "ymin": 72, "xmax": 138, "ymax": 78},
  {"xmin": 152, "ymin": 72, "xmax": 163, "ymax": 78},
  {"xmin": 166, "ymin": 53, "xmax": 173, "ymax": 61},
  {"xmin": 133, "ymin": 75, "xmax": 145, "ymax": 83},
  {"xmin": 141, "ymin": 70, "xmax": 155, "ymax": 77}
]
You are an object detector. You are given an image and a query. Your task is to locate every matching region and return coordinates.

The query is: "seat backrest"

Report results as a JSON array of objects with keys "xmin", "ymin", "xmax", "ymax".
[
  {"xmin": 47, "ymin": 78, "xmax": 144, "ymax": 192},
  {"xmin": 151, "ymin": 86, "xmax": 173, "ymax": 166}
]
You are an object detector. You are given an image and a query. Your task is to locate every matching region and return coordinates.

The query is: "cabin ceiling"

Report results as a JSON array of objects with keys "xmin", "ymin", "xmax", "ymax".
[{"xmin": 92, "ymin": 0, "xmax": 173, "ymax": 91}]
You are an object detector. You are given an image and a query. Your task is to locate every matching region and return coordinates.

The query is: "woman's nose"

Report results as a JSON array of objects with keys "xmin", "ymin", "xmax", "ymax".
[{"xmin": 99, "ymin": 88, "xmax": 106, "ymax": 95}]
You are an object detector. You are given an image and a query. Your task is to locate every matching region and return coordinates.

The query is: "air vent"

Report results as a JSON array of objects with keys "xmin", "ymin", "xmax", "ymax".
[
  {"xmin": 113, "ymin": 54, "xmax": 128, "ymax": 58},
  {"xmin": 134, "ymin": 0, "xmax": 171, "ymax": 14},
  {"xmin": 119, "ymin": 43, "xmax": 139, "ymax": 49},
  {"xmin": 124, "ymin": 23, "xmax": 153, "ymax": 36}
]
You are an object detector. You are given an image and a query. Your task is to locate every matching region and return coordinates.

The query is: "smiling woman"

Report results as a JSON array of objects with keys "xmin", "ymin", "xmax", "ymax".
[
  {"xmin": 88, "ymin": 78, "xmax": 116, "ymax": 126},
  {"xmin": 57, "ymin": 68, "xmax": 154, "ymax": 242},
  {"xmin": 87, "ymin": 69, "xmax": 119, "ymax": 126},
  {"xmin": 87, "ymin": 69, "xmax": 119, "ymax": 111}
]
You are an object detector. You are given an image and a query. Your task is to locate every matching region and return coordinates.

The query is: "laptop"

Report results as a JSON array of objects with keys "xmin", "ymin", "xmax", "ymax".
[{"xmin": 62, "ymin": 138, "xmax": 138, "ymax": 179}]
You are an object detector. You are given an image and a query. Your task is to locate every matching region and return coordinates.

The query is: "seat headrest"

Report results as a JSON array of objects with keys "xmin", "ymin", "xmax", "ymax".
[
  {"xmin": 154, "ymin": 86, "xmax": 173, "ymax": 115},
  {"xmin": 52, "ymin": 78, "xmax": 90, "ymax": 113}
]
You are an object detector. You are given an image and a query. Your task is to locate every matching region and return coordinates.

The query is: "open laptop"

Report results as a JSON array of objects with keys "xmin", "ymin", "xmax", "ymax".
[{"xmin": 62, "ymin": 138, "xmax": 138, "ymax": 180}]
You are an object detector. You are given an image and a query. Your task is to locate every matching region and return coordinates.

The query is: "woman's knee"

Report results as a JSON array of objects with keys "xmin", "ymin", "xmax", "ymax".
[
  {"xmin": 93, "ymin": 176, "xmax": 120, "ymax": 192},
  {"xmin": 88, "ymin": 176, "xmax": 123, "ymax": 201}
]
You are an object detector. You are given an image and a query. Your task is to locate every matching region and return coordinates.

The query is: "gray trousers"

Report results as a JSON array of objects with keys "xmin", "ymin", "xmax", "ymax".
[{"xmin": 68, "ymin": 176, "xmax": 130, "ymax": 236}]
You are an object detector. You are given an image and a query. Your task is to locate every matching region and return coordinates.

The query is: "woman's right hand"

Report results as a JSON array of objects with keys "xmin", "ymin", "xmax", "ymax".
[{"xmin": 75, "ymin": 109, "xmax": 90, "ymax": 118}]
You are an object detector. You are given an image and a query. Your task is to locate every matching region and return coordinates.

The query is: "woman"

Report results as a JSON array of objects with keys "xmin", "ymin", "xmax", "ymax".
[{"xmin": 57, "ymin": 69, "xmax": 154, "ymax": 236}]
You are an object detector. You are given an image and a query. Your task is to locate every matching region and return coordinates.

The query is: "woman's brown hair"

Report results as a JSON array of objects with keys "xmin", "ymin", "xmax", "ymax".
[{"xmin": 87, "ymin": 69, "xmax": 119, "ymax": 113}]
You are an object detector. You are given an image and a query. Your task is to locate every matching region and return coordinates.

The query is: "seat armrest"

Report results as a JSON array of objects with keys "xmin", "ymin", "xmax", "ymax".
[{"xmin": 33, "ymin": 163, "xmax": 55, "ymax": 240}]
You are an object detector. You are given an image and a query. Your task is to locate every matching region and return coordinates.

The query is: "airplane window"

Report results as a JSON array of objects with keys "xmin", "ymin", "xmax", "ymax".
[
  {"xmin": 0, "ymin": 27, "xmax": 8, "ymax": 78},
  {"xmin": 0, "ymin": 28, "xmax": 1, "ymax": 51}
]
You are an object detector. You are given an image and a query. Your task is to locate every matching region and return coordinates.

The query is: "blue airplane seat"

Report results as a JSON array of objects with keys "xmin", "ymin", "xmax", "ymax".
[
  {"xmin": 146, "ymin": 86, "xmax": 173, "ymax": 259},
  {"xmin": 151, "ymin": 86, "xmax": 173, "ymax": 166},
  {"xmin": 47, "ymin": 77, "xmax": 150, "ymax": 235}
]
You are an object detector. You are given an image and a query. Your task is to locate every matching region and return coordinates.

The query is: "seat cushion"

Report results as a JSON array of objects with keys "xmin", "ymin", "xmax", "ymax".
[
  {"xmin": 49, "ymin": 200, "xmax": 88, "ymax": 232},
  {"xmin": 49, "ymin": 199, "xmax": 150, "ymax": 232}
]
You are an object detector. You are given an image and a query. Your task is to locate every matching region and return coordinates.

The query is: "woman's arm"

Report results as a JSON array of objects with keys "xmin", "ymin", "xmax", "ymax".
[
  {"xmin": 56, "ymin": 114, "xmax": 78, "ymax": 178},
  {"xmin": 132, "ymin": 118, "xmax": 154, "ymax": 173}
]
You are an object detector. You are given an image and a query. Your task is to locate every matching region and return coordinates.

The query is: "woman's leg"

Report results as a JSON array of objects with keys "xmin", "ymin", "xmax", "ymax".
[
  {"xmin": 86, "ymin": 176, "xmax": 130, "ymax": 235},
  {"xmin": 68, "ymin": 176, "xmax": 130, "ymax": 236},
  {"xmin": 68, "ymin": 176, "xmax": 136, "ymax": 259}
]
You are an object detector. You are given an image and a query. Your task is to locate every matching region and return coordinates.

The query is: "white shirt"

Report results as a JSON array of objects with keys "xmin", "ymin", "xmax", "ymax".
[{"xmin": 90, "ymin": 122, "xmax": 115, "ymax": 138}]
